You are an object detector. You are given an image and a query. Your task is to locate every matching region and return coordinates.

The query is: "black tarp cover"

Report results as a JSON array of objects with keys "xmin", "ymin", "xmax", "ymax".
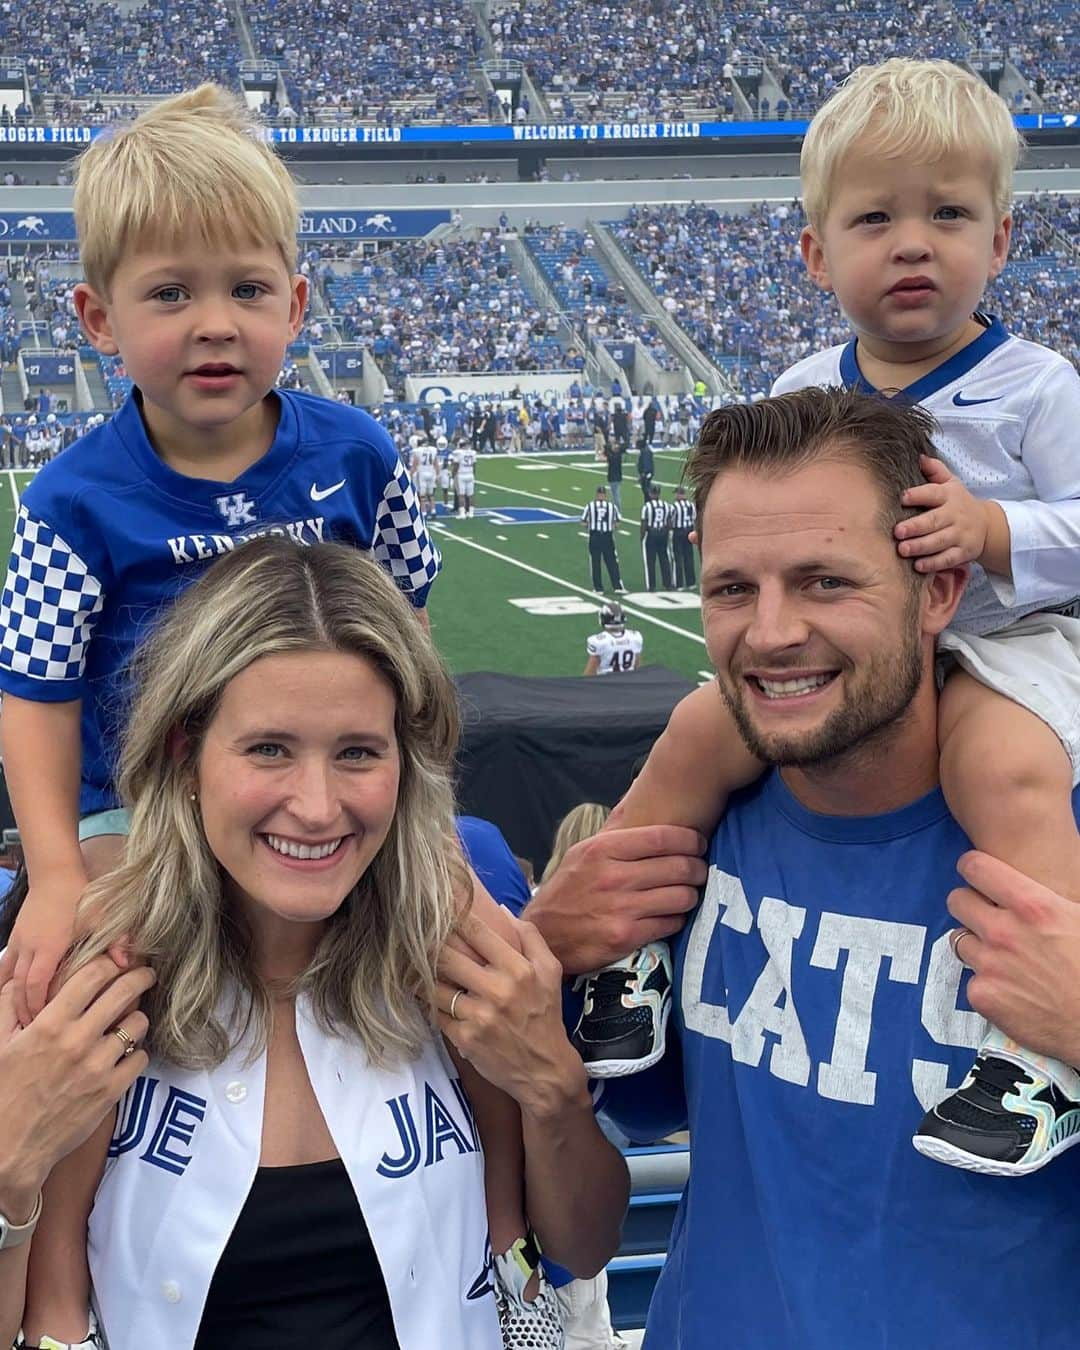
[{"xmin": 454, "ymin": 666, "xmax": 697, "ymax": 874}]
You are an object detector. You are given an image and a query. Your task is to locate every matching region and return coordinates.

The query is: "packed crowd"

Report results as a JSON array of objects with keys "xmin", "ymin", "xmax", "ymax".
[
  {"xmin": 759, "ymin": 0, "xmax": 969, "ymax": 116},
  {"xmin": 2, "ymin": 0, "xmax": 1075, "ymax": 125},
  {"xmin": 245, "ymin": 0, "xmax": 485, "ymax": 120},
  {"xmin": 491, "ymin": 0, "xmax": 738, "ymax": 116},
  {"xmin": 523, "ymin": 225, "xmax": 681, "ymax": 371},
  {"xmin": 320, "ymin": 234, "xmax": 580, "ymax": 394},
  {"xmin": 952, "ymin": 0, "xmax": 1074, "ymax": 106},
  {"xmin": 2, "ymin": 0, "xmax": 239, "ymax": 100},
  {"xmin": 608, "ymin": 193, "xmax": 1080, "ymax": 397}
]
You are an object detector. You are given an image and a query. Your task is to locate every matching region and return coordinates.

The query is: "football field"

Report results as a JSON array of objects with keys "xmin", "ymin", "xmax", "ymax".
[
  {"xmin": 427, "ymin": 448, "xmax": 707, "ymax": 681},
  {"xmin": 0, "ymin": 451, "xmax": 709, "ymax": 683}
]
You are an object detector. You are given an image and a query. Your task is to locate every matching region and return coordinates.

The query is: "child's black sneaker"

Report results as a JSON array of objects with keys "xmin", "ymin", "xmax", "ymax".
[{"xmin": 572, "ymin": 941, "xmax": 672, "ymax": 1078}]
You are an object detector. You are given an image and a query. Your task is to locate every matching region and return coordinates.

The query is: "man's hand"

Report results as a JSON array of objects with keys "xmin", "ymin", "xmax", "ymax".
[
  {"xmin": 948, "ymin": 851, "xmax": 1080, "ymax": 1065},
  {"xmin": 0, "ymin": 955, "xmax": 153, "ymax": 1217},
  {"xmin": 896, "ymin": 455, "xmax": 999, "ymax": 572},
  {"xmin": 525, "ymin": 825, "xmax": 707, "ymax": 976}
]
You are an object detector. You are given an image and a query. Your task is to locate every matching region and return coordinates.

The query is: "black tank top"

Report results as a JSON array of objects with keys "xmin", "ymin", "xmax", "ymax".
[{"xmin": 193, "ymin": 1158, "xmax": 399, "ymax": 1349}]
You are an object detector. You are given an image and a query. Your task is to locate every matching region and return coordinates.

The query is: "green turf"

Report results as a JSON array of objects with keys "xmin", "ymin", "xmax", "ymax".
[
  {"xmin": 427, "ymin": 449, "xmax": 708, "ymax": 681},
  {"xmin": 0, "ymin": 455, "xmax": 709, "ymax": 682}
]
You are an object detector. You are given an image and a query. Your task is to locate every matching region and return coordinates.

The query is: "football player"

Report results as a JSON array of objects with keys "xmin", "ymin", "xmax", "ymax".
[
  {"xmin": 410, "ymin": 432, "xmax": 439, "ymax": 518},
  {"xmin": 452, "ymin": 437, "xmax": 478, "ymax": 519},
  {"xmin": 584, "ymin": 602, "xmax": 643, "ymax": 676}
]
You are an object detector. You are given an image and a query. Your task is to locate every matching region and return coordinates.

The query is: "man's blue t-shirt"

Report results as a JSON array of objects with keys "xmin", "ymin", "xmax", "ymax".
[
  {"xmin": 602, "ymin": 771, "xmax": 1080, "ymax": 1349},
  {"xmin": 0, "ymin": 390, "xmax": 440, "ymax": 815}
]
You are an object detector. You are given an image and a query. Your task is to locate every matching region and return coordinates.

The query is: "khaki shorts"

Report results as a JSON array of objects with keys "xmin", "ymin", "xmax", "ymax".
[{"xmin": 937, "ymin": 610, "xmax": 1080, "ymax": 784}]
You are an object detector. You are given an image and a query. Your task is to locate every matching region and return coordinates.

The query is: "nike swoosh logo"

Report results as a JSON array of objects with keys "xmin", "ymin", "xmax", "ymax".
[
  {"xmin": 309, "ymin": 479, "xmax": 346, "ymax": 502},
  {"xmin": 952, "ymin": 393, "xmax": 1002, "ymax": 407}
]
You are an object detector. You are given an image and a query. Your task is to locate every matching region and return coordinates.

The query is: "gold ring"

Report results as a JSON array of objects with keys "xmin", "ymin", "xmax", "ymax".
[
  {"xmin": 112, "ymin": 1025, "xmax": 136, "ymax": 1058},
  {"xmin": 949, "ymin": 927, "xmax": 973, "ymax": 963},
  {"xmin": 450, "ymin": 988, "xmax": 465, "ymax": 1021}
]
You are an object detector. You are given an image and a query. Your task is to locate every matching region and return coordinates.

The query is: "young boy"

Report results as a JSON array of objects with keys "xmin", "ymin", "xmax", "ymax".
[
  {"xmin": 574, "ymin": 58, "xmax": 1080, "ymax": 1177},
  {"xmin": 0, "ymin": 87, "xmax": 555, "ymax": 1347}
]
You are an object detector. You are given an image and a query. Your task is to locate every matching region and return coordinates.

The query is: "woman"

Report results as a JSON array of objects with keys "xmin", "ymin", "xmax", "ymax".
[{"xmin": 20, "ymin": 537, "xmax": 628, "ymax": 1350}]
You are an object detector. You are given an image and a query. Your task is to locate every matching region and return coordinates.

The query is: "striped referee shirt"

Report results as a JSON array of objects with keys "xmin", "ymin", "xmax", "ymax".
[
  {"xmin": 640, "ymin": 499, "xmax": 670, "ymax": 533},
  {"xmin": 670, "ymin": 498, "xmax": 696, "ymax": 532},
  {"xmin": 582, "ymin": 498, "xmax": 620, "ymax": 531}
]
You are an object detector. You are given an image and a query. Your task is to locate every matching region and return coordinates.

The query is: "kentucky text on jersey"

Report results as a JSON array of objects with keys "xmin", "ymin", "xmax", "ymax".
[{"xmin": 166, "ymin": 516, "xmax": 327, "ymax": 564}]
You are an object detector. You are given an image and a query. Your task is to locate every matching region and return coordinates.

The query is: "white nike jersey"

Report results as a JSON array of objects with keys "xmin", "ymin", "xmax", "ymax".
[
  {"xmin": 587, "ymin": 628, "xmax": 643, "ymax": 674},
  {"xmin": 772, "ymin": 319, "xmax": 1080, "ymax": 635},
  {"xmin": 453, "ymin": 447, "xmax": 478, "ymax": 476},
  {"xmin": 414, "ymin": 444, "xmax": 439, "ymax": 472}
]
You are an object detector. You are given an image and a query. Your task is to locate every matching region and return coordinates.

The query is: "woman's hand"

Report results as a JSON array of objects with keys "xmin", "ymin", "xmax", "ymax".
[
  {"xmin": 436, "ymin": 913, "xmax": 588, "ymax": 1119},
  {"xmin": 0, "ymin": 955, "xmax": 153, "ymax": 1218}
]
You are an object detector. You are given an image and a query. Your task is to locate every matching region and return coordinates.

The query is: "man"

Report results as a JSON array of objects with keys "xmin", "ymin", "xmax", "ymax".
[
  {"xmin": 669, "ymin": 484, "xmax": 696, "ymax": 589},
  {"xmin": 584, "ymin": 602, "xmax": 642, "ymax": 676},
  {"xmin": 531, "ymin": 388, "xmax": 1080, "ymax": 1347},
  {"xmin": 642, "ymin": 396, "xmax": 658, "ymax": 448},
  {"xmin": 591, "ymin": 400, "xmax": 610, "ymax": 461},
  {"xmin": 603, "ymin": 436, "xmax": 624, "ymax": 511},
  {"xmin": 0, "ymin": 957, "xmax": 154, "ymax": 1345},
  {"xmin": 636, "ymin": 434, "xmax": 655, "ymax": 499},
  {"xmin": 581, "ymin": 485, "xmax": 626, "ymax": 594},
  {"xmin": 639, "ymin": 485, "xmax": 672, "ymax": 592},
  {"xmin": 611, "ymin": 398, "xmax": 630, "ymax": 453}
]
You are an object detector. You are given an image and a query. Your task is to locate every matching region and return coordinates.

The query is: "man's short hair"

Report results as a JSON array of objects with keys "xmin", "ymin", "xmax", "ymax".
[
  {"xmin": 74, "ymin": 83, "xmax": 300, "ymax": 297},
  {"xmin": 687, "ymin": 386, "xmax": 936, "ymax": 543},
  {"xmin": 801, "ymin": 57, "xmax": 1021, "ymax": 228}
]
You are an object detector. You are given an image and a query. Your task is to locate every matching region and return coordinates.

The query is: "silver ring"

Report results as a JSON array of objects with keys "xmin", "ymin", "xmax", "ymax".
[
  {"xmin": 949, "ymin": 927, "xmax": 973, "ymax": 964},
  {"xmin": 112, "ymin": 1025, "xmax": 136, "ymax": 1058},
  {"xmin": 449, "ymin": 988, "xmax": 465, "ymax": 1021}
]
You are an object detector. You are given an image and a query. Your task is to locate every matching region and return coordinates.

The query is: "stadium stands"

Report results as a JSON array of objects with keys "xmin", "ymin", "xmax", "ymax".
[
  {"xmin": 608, "ymin": 193, "xmax": 1080, "ymax": 396},
  {"xmin": 6, "ymin": 0, "xmax": 240, "ymax": 104},
  {"xmin": 523, "ymin": 225, "xmax": 682, "ymax": 370},
  {"xmin": 319, "ymin": 234, "xmax": 580, "ymax": 394},
  {"xmin": 245, "ymin": 0, "xmax": 487, "ymax": 123},
  {"xmin": 6, "ymin": 0, "xmax": 1071, "ymax": 127}
]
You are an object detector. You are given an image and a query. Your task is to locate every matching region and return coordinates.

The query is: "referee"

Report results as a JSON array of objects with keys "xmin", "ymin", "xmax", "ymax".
[
  {"xmin": 640, "ymin": 485, "xmax": 673, "ymax": 591},
  {"xmin": 670, "ymin": 484, "xmax": 697, "ymax": 588},
  {"xmin": 582, "ymin": 485, "xmax": 626, "ymax": 593}
]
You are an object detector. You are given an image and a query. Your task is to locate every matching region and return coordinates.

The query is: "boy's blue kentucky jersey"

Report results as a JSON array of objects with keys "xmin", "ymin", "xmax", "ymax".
[
  {"xmin": 602, "ymin": 772, "xmax": 1080, "ymax": 1349},
  {"xmin": 0, "ymin": 389, "xmax": 441, "ymax": 814}
]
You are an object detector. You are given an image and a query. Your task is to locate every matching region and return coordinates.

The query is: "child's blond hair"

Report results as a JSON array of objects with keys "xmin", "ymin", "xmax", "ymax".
[
  {"xmin": 73, "ymin": 84, "xmax": 299, "ymax": 296},
  {"xmin": 801, "ymin": 58, "xmax": 1022, "ymax": 229}
]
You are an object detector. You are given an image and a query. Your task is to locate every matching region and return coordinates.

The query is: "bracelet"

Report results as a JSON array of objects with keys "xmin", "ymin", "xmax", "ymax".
[{"xmin": 0, "ymin": 1189, "xmax": 42, "ymax": 1251}]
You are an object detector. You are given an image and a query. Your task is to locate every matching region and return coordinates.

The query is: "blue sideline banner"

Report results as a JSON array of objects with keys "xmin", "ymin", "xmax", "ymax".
[
  {"xmin": 0, "ymin": 212, "xmax": 78, "ymax": 240},
  {"xmin": 0, "ymin": 210, "xmax": 449, "ymax": 243},
  {"xmin": 298, "ymin": 209, "xmax": 450, "ymax": 238},
  {"xmin": 0, "ymin": 111, "xmax": 1072, "ymax": 148}
]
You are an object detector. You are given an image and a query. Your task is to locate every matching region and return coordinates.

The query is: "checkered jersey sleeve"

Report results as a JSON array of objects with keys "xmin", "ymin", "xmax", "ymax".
[
  {"xmin": 370, "ymin": 457, "xmax": 442, "ymax": 606},
  {"xmin": 0, "ymin": 505, "xmax": 105, "ymax": 697}
]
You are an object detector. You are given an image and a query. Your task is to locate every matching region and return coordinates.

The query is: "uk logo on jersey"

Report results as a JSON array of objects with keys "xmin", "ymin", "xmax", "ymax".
[{"xmin": 214, "ymin": 492, "xmax": 257, "ymax": 527}]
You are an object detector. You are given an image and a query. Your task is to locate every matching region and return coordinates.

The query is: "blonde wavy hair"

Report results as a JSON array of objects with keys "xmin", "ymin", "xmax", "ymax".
[
  {"xmin": 74, "ymin": 83, "xmax": 299, "ymax": 296},
  {"xmin": 801, "ymin": 58, "xmax": 1022, "ymax": 228},
  {"xmin": 540, "ymin": 803, "xmax": 610, "ymax": 883},
  {"xmin": 70, "ymin": 537, "xmax": 465, "ymax": 1070}
]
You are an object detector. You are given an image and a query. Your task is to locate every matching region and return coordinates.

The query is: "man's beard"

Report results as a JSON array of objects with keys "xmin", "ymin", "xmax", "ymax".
[{"xmin": 717, "ymin": 603, "xmax": 925, "ymax": 768}]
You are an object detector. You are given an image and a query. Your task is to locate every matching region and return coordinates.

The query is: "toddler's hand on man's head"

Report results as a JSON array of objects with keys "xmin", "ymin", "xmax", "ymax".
[{"xmin": 894, "ymin": 454, "xmax": 990, "ymax": 572}]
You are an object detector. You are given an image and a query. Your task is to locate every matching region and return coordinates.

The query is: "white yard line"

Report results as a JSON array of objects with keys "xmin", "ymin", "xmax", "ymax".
[
  {"xmin": 6, "ymin": 470, "xmax": 21, "ymax": 514},
  {"xmin": 431, "ymin": 527, "xmax": 706, "ymax": 646}
]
